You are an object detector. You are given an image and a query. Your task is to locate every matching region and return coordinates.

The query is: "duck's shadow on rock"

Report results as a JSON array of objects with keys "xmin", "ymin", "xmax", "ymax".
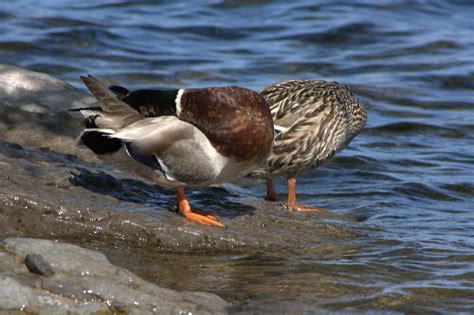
[{"xmin": 69, "ymin": 168, "xmax": 255, "ymax": 219}]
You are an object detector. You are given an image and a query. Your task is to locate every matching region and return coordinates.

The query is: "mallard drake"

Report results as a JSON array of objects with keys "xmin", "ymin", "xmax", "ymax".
[
  {"xmin": 74, "ymin": 75, "xmax": 274, "ymax": 227},
  {"xmin": 250, "ymin": 80, "xmax": 367, "ymax": 212}
]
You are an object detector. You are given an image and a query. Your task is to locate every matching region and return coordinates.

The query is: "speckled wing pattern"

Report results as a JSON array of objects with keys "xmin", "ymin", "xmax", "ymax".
[{"xmin": 252, "ymin": 80, "xmax": 367, "ymax": 177}]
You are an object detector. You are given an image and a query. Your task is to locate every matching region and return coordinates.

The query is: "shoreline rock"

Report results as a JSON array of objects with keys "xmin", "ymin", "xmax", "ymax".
[{"xmin": 1, "ymin": 237, "xmax": 228, "ymax": 314}]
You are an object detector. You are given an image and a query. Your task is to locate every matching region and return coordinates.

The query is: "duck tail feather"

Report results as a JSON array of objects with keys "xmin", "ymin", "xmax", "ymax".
[
  {"xmin": 76, "ymin": 128, "xmax": 122, "ymax": 155},
  {"xmin": 108, "ymin": 85, "xmax": 130, "ymax": 100},
  {"xmin": 80, "ymin": 75, "xmax": 140, "ymax": 126},
  {"xmin": 68, "ymin": 106, "xmax": 102, "ymax": 112}
]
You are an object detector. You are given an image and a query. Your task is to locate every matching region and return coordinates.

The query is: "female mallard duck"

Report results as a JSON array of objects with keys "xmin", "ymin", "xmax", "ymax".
[
  {"xmin": 74, "ymin": 75, "xmax": 274, "ymax": 227},
  {"xmin": 250, "ymin": 80, "xmax": 367, "ymax": 212}
]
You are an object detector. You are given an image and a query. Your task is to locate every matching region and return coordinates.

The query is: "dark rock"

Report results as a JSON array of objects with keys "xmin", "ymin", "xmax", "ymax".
[{"xmin": 24, "ymin": 253, "xmax": 55, "ymax": 277}]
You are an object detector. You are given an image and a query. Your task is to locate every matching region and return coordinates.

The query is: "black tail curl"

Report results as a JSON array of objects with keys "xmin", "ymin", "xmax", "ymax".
[{"xmin": 80, "ymin": 130, "xmax": 122, "ymax": 155}]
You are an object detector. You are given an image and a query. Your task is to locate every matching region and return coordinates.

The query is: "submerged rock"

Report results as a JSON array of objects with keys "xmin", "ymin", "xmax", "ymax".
[{"xmin": 0, "ymin": 237, "xmax": 228, "ymax": 314}]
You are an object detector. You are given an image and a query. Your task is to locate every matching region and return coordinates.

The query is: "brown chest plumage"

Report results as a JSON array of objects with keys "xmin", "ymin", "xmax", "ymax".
[{"xmin": 178, "ymin": 87, "xmax": 274, "ymax": 161}]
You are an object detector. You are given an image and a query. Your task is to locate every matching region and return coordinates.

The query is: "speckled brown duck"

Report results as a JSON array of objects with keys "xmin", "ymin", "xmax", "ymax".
[
  {"xmin": 251, "ymin": 80, "xmax": 367, "ymax": 212},
  {"xmin": 73, "ymin": 75, "xmax": 274, "ymax": 227}
]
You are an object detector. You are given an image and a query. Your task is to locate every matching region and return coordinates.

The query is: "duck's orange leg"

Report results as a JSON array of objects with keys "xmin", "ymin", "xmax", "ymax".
[
  {"xmin": 284, "ymin": 175, "xmax": 328, "ymax": 213},
  {"xmin": 264, "ymin": 177, "xmax": 277, "ymax": 201},
  {"xmin": 176, "ymin": 187, "xmax": 225, "ymax": 228}
]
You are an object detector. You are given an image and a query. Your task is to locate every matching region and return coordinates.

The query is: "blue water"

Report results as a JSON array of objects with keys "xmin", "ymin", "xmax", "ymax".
[{"xmin": 1, "ymin": 0, "xmax": 473, "ymax": 313}]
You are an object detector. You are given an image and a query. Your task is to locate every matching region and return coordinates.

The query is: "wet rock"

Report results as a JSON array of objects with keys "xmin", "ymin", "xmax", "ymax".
[
  {"xmin": 0, "ymin": 63, "xmax": 90, "ymax": 107},
  {"xmin": 24, "ymin": 253, "xmax": 55, "ymax": 277},
  {"xmin": 0, "ymin": 252, "xmax": 27, "ymax": 274},
  {"xmin": 0, "ymin": 275, "xmax": 109, "ymax": 314},
  {"xmin": 0, "ymin": 63, "xmax": 95, "ymax": 159},
  {"xmin": 1, "ymin": 237, "xmax": 228, "ymax": 314}
]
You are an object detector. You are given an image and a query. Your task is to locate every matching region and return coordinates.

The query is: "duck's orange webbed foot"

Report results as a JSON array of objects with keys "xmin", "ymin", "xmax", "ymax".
[
  {"xmin": 179, "ymin": 200, "xmax": 225, "ymax": 227},
  {"xmin": 284, "ymin": 175, "xmax": 331, "ymax": 215},
  {"xmin": 176, "ymin": 187, "xmax": 225, "ymax": 227},
  {"xmin": 283, "ymin": 203, "xmax": 329, "ymax": 214}
]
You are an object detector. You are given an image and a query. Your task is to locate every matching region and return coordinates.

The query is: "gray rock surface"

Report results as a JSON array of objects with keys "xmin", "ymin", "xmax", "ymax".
[
  {"xmin": 1, "ymin": 237, "xmax": 228, "ymax": 314},
  {"xmin": 0, "ymin": 63, "xmax": 94, "ymax": 158}
]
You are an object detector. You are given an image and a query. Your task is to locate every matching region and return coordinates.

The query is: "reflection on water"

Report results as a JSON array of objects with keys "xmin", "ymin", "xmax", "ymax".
[{"xmin": 1, "ymin": 0, "xmax": 473, "ymax": 313}]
